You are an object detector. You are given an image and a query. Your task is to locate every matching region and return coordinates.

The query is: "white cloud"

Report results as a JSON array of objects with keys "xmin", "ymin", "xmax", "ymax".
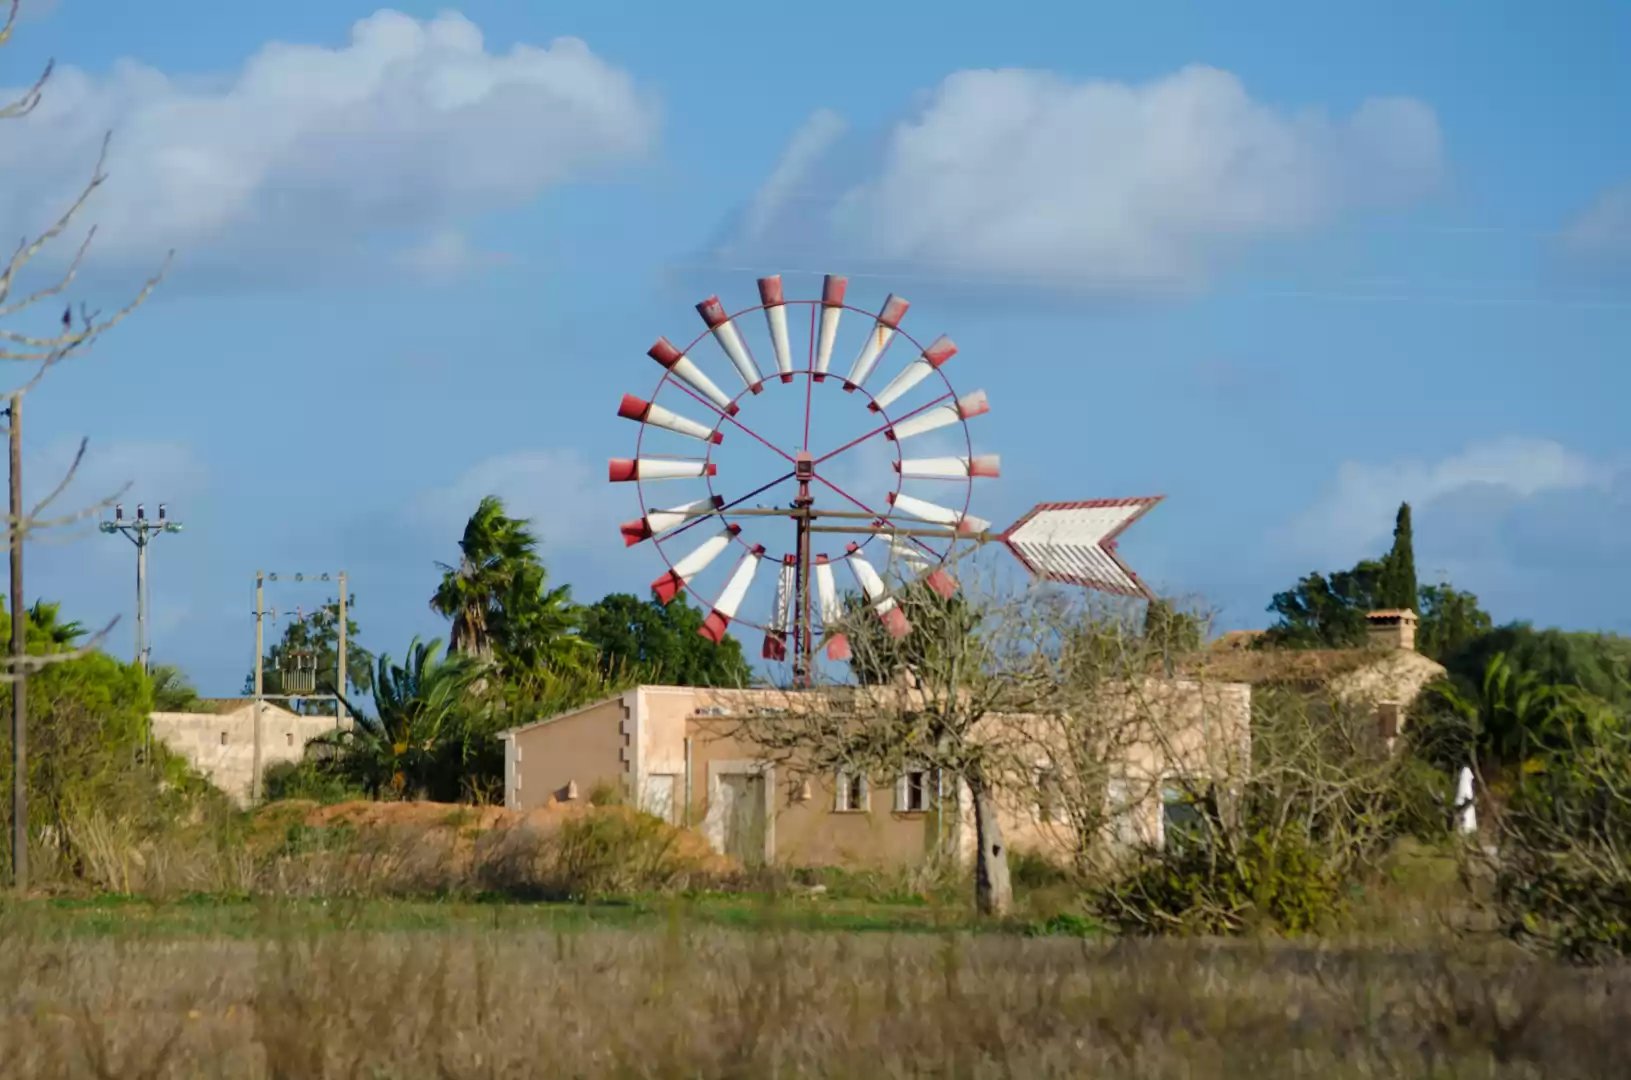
[
  {"xmin": 1563, "ymin": 181, "xmax": 1631, "ymax": 261},
  {"xmin": 735, "ymin": 108, "xmax": 846, "ymax": 248},
  {"xmin": 411, "ymin": 448, "xmax": 625, "ymax": 553},
  {"xmin": 0, "ymin": 10, "xmax": 656, "ymax": 276},
  {"xmin": 1282, "ymin": 436, "xmax": 1614, "ymax": 562},
  {"xmin": 396, "ymin": 226, "xmax": 511, "ymax": 281},
  {"xmin": 719, "ymin": 65, "xmax": 1442, "ymax": 290}
]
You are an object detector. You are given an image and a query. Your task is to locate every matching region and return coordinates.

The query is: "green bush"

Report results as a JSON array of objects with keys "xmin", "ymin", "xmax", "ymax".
[
  {"xmin": 546, "ymin": 810, "xmax": 699, "ymax": 900},
  {"xmin": 1097, "ymin": 826, "xmax": 1345, "ymax": 936},
  {"xmin": 1492, "ymin": 723, "xmax": 1631, "ymax": 963},
  {"xmin": 263, "ymin": 760, "xmax": 363, "ymax": 805}
]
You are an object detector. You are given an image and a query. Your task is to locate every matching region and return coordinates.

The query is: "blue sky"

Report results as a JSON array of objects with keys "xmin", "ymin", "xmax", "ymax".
[{"xmin": 4, "ymin": 0, "xmax": 1629, "ymax": 695}]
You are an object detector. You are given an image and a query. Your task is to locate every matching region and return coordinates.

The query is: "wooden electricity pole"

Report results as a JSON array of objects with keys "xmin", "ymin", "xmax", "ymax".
[{"xmin": 8, "ymin": 392, "xmax": 25, "ymax": 892}]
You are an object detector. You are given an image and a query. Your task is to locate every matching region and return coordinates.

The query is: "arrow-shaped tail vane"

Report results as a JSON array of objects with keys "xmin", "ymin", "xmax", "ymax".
[{"xmin": 997, "ymin": 497, "xmax": 1163, "ymax": 599}]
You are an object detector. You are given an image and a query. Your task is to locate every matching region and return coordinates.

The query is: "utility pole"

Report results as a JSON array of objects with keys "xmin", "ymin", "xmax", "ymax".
[
  {"xmin": 252, "ymin": 571, "xmax": 264, "ymax": 804},
  {"xmin": 99, "ymin": 503, "xmax": 183, "ymax": 676},
  {"xmin": 250, "ymin": 570, "xmax": 349, "ymax": 801},
  {"xmin": 7, "ymin": 393, "xmax": 24, "ymax": 893},
  {"xmin": 336, "ymin": 571, "xmax": 348, "ymax": 729}
]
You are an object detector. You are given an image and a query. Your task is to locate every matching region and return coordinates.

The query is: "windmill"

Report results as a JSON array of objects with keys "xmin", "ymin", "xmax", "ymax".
[{"xmin": 610, "ymin": 273, "xmax": 1162, "ymax": 684}]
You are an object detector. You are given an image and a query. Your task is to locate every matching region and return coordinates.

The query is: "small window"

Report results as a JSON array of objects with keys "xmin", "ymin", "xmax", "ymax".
[
  {"xmin": 1160, "ymin": 782, "xmax": 1203, "ymax": 852},
  {"xmin": 834, "ymin": 770, "xmax": 868, "ymax": 812},
  {"xmin": 896, "ymin": 770, "xmax": 929, "ymax": 813},
  {"xmin": 220, "ymin": 731, "xmax": 228, "ymax": 746},
  {"xmin": 286, "ymin": 733, "xmax": 295, "ymax": 747}
]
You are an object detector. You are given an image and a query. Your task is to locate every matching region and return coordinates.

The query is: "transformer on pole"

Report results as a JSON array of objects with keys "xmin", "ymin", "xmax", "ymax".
[{"xmin": 249, "ymin": 570, "xmax": 349, "ymax": 803}]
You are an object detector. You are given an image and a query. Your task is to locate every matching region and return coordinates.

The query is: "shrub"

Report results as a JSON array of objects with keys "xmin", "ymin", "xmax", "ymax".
[
  {"xmin": 1491, "ymin": 721, "xmax": 1631, "ymax": 963},
  {"xmin": 1091, "ymin": 692, "xmax": 1415, "ymax": 936}
]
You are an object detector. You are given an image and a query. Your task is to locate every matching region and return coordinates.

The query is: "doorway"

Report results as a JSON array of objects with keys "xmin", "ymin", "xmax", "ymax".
[{"xmin": 716, "ymin": 772, "xmax": 767, "ymax": 866}]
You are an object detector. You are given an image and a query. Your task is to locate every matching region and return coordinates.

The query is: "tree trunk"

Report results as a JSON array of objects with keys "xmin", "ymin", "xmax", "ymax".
[{"xmin": 969, "ymin": 770, "xmax": 1012, "ymax": 918}]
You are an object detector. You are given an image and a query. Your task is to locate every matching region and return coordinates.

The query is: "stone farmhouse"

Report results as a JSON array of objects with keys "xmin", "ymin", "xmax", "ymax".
[
  {"xmin": 499, "ymin": 609, "xmax": 1441, "ymax": 871},
  {"xmin": 500, "ymin": 678, "xmax": 1254, "ymax": 870},
  {"xmin": 149, "ymin": 700, "xmax": 350, "ymax": 805}
]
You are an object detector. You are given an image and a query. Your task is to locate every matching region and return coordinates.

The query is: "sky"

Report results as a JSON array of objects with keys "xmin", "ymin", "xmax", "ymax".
[{"xmin": 2, "ymin": 0, "xmax": 1628, "ymax": 696}]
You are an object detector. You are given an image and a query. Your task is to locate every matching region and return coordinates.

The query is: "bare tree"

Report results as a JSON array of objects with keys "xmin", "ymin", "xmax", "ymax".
[
  {"xmin": 1094, "ymin": 684, "xmax": 1414, "ymax": 935},
  {"xmin": 1018, "ymin": 596, "xmax": 1225, "ymax": 877},
  {"xmin": 740, "ymin": 557, "xmax": 1134, "ymax": 917},
  {"xmin": 3, "ymin": 0, "xmax": 169, "ymax": 890},
  {"xmin": 0, "ymin": 0, "xmax": 169, "ymax": 667}
]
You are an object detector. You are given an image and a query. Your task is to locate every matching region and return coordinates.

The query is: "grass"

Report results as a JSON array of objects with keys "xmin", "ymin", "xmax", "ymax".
[
  {"xmin": 1, "ymin": 890, "xmax": 990, "ymax": 941},
  {"xmin": 0, "ymin": 909, "xmax": 1624, "ymax": 1078}
]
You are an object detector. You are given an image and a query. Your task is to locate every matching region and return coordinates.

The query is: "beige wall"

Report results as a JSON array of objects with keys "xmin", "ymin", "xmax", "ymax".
[
  {"xmin": 1328, "ymin": 650, "xmax": 1446, "ymax": 710},
  {"xmin": 504, "ymin": 694, "xmax": 632, "ymax": 811},
  {"xmin": 684, "ymin": 718, "xmax": 941, "ymax": 867},
  {"xmin": 150, "ymin": 705, "xmax": 343, "ymax": 806},
  {"xmin": 503, "ymin": 679, "xmax": 1252, "ymax": 870}
]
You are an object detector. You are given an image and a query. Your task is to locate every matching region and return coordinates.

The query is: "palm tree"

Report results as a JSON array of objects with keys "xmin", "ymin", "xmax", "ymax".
[
  {"xmin": 431, "ymin": 496, "xmax": 539, "ymax": 661},
  {"xmin": 1430, "ymin": 652, "xmax": 1593, "ymax": 767},
  {"xmin": 330, "ymin": 637, "xmax": 489, "ymax": 801},
  {"xmin": 149, "ymin": 663, "xmax": 203, "ymax": 711},
  {"xmin": 25, "ymin": 599, "xmax": 85, "ymax": 648},
  {"xmin": 430, "ymin": 496, "xmax": 593, "ymax": 679}
]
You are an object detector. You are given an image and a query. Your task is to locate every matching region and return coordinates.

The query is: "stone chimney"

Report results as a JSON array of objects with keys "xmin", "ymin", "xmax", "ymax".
[{"xmin": 1365, "ymin": 609, "xmax": 1417, "ymax": 652}]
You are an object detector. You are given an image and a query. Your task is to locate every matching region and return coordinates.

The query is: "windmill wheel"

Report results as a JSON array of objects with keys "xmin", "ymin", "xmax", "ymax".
[{"xmin": 609, "ymin": 274, "xmax": 997, "ymax": 679}]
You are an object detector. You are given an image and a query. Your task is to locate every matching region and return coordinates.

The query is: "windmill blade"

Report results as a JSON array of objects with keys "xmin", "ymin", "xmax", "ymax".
[
  {"xmin": 763, "ymin": 554, "xmax": 796, "ymax": 659},
  {"xmin": 887, "ymin": 492, "xmax": 989, "ymax": 534},
  {"xmin": 813, "ymin": 274, "xmax": 845, "ymax": 381},
  {"xmin": 886, "ymin": 389, "xmax": 989, "ymax": 442},
  {"xmin": 844, "ymin": 294, "xmax": 909, "ymax": 390},
  {"xmin": 758, "ymin": 277, "xmax": 795, "ymax": 383},
  {"xmin": 697, "ymin": 296, "xmax": 765, "ymax": 393},
  {"xmin": 815, "ymin": 554, "xmax": 849, "ymax": 660},
  {"xmin": 649, "ymin": 338, "xmax": 737, "ymax": 415},
  {"xmin": 884, "ymin": 530, "xmax": 958, "ymax": 600},
  {"xmin": 652, "ymin": 524, "xmax": 739, "ymax": 604},
  {"xmin": 617, "ymin": 394, "xmax": 723, "ymax": 444},
  {"xmin": 868, "ymin": 335, "xmax": 957, "ymax": 412},
  {"xmin": 999, "ymin": 497, "xmax": 1163, "ymax": 598},
  {"xmin": 846, "ymin": 545, "xmax": 910, "ymax": 637},
  {"xmin": 893, "ymin": 455, "xmax": 1000, "ymax": 480},
  {"xmin": 608, "ymin": 458, "xmax": 718, "ymax": 483},
  {"xmin": 701, "ymin": 547, "xmax": 764, "ymax": 643},
  {"xmin": 619, "ymin": 495, "xmax": 724, "ymax": 546}
]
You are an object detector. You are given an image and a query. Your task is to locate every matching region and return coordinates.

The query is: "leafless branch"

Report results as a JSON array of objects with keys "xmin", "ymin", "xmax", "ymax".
[
  {"xmin": 0, "ymin": 2, "xmax": 51, "ymax": 122},
  {"xmin": 0, "ymin": 4, "xmax": 170, "ymax": 681}
]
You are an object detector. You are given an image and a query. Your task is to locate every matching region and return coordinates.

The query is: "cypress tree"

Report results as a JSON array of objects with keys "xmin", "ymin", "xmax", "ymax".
[{"xmin": 1381, "ymin": 502, "xmax": 1418, "ymax": 611}]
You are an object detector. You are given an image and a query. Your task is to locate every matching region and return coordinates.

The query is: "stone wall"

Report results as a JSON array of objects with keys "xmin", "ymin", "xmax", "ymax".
[{"xmin": 150, "ymin": 704, "xmax": 350, "ymax": 805}]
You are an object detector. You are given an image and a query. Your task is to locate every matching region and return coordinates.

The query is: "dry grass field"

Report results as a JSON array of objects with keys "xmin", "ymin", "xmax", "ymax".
[{"xmin": 0, "ymin": 906, "xmax": 1625, "ymax": 1079}]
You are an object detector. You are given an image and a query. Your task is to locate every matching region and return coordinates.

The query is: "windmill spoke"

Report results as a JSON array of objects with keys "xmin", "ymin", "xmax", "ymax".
[
  {"xmin": 663, "ymin": 470, "xmax": 796, "ymax": 545},
  {"xmin": 812, "ymin": 390, "xmax": 953, "ymax": 467},
  {"xmin": 667, "ymin": 377, "xmax": 798, "ymax": 464}
]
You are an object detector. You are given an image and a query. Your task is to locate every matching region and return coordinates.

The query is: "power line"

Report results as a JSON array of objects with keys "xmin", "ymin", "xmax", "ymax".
[{"xmin": 667, "ymin": 261, "xmax": 1631, "ymax": 312}]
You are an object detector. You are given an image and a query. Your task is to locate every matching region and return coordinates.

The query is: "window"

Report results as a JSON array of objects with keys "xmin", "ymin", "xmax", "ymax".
[
  {"xmin": 286, "ymin": 733, "xmax": 294, "ymax": 747},
  {"xmin": 895, "ymin": 769, "xmax": 929, "ymax": 813},
  {"xmin": 1160, "ymin": 782, "xmax": 1203, "ymax": 852},
  {"xmin": 834, "ymin": 770, "xmax": 868, "ymax": 812},
  {"xmin": 220, "ymin": 731, "xmax": 228, "ymax": 746}
]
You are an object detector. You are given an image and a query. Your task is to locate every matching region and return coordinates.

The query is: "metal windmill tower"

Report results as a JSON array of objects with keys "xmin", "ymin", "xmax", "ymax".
[{"xmin": 610, "ymin": 273, "xmax": 1162, "ymax": 683}]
